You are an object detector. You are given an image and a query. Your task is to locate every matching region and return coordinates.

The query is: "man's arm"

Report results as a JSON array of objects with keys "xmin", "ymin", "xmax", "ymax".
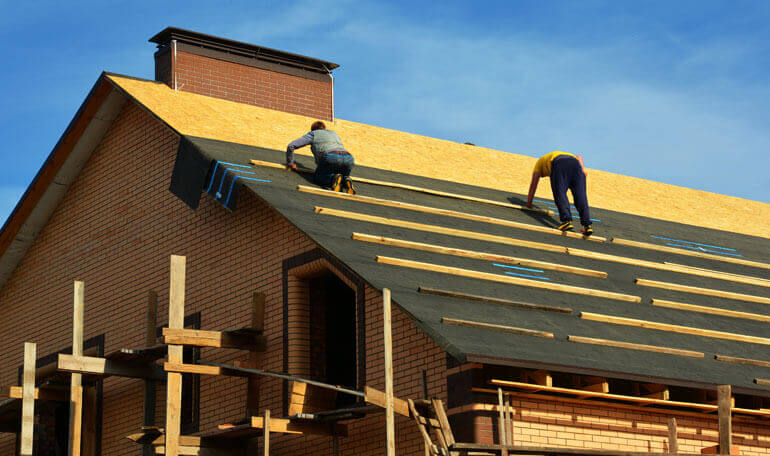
[
  {"xmin": 286, "ymin": 133, "xmax": 313, "ymax": 168},
  {"xmin": 576, "ymin": 154, "xmax": 587, "ymax": 176},
  {"xmin": 526, "ymin": 172, "xmax": 541, "ymax": 208}
]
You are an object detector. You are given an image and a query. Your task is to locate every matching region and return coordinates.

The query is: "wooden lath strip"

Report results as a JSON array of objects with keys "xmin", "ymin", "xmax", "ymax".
[
  {"xmin": 354, "ymin": 233, "xmax": 607, "ymax": 278},
  {"xmin": 714, "ymin": 354, "xmax": 770, "ymax": 368},
  {"xmin": 418, "ymin": 286, "xmax": 573, "ymax": 313},
  {"xmin": 636, "ymin": 278, "xmax": 770, "ymax": 305},
  {"xmin": 652, "ymin": 298, "xmax": 770, "ymax": 322},
  {"xmin": 441, "ymin": 317, "xmax": 554, "ymax": 338},
  {"xmin": 664, "ymin": 262, "xmax": 770, "ymax": 288},
  {"xmin": 580, "ymin": 312, "xmax": 770, "ymax": 346},
  {"xmin": 300, "ymin": 184, "xmax": 595, "ymax": 240},
  {"xmin": 377, "ymin": 255, "xmax": 641, "ymax": 302},
  {"xmin": 755, "ymin": 379, "xmax": 770, "ymax": 387},
  {"xmin": 251, "ymin": 158, "xmax": 554, "ymax": 216},
  {"xmin": 317, "ymin": 206, "xmax": 566, "ymax": 253},
  {"xmin": 611, "ymin": 237, "xmax": 770, "ymax": 271},
  {"xmin": 567, "ymin": 335, "xmax": 704, "ymax": 358}
]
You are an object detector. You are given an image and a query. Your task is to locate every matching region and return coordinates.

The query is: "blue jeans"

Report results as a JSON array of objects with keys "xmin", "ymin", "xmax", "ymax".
[
  {"xmin": 314, "ymin": 152, "xmax": 355, "ymax": 188},
  {"xmin": 550, "ymin": 156, "xmax": 591, "ymax": 226}
]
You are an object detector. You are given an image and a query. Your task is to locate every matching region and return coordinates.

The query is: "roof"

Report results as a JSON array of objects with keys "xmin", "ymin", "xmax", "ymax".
[
  {"xmin": 2, "ymin": 72, "xmax": 769, "ymax": 396},
  {"xmin": 173, "ymin": 134, "xmax": 770, "ymax": 395}
]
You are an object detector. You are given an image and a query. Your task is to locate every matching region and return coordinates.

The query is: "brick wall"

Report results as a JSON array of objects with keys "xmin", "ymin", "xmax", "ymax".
[
  {"xmin": 157, "ymin": 49, "xmax": 333, "ymax": 120},
  {"xmin": 0, "ymin": 100, "xmax": 442, "ymax": 455}
]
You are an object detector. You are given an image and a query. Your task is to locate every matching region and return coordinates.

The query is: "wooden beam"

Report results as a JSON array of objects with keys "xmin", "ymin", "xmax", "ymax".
[
  {"xmin": 526, "ymin": 370, "xmax": 552, "ymax": 387},
  {"xmin": 70, "ymin": 280, "xmax": 84, "ymax": 456},
  {"xmin": 636, "ymin": 278, "xmax": 770, "ymax": 305},
  {"xmin": 497, "ymin": 388, "xmax": 506, "ymax": 445},
  {"xmin": 567, "ymin": 335, "xmax": 705, "ymax": 358},
  {"xmin": 663, "ymin": 262, "xmax": 770, "ymax": 288},
  {"xmin": 718, "ymin": 385, "xmax": 732, "ymax": 455},
  {"xmin": 442, "ymin": 317, "xmax": 554, "ymax": 338},
  {"xmin": 20, "ymin": 342, "xmax": 36, "ymax": 456},
  {"xmin": 579, "ymin": 312, "xmax": 770, "ymax": 346},
  {"xmin": 378, "ymin": 255, "xmax": 641, "ymax": 302},
  {"xmin": 652, "ymin": 299, "xmax": 770, "ymax": 323},
  {"xmin": 642, "ymin": 384, "xmax": 670, "ymax": 401},
  {"xmin": 755, "ymin": 378, "xmax": 770, "ymax": 387},
  {"xmin": 668, "ymin": 418, "xmax": 678, "ymax": 454},
  {"xmin": 716, "ymin": 355, "xmax": 770, "ymax": 368},
  {"xmin": 317, "ymin": 206, "xmax": 567, "ymax": 253},
  {"xmin": 263, "ymin": 409, "xmax": 269, "ymax": 456},
  {"xmin": 300, "ymin": 185, "xmax": 595, "ymax": 240},
  {"xmin": 166, "ymin": 255, "xmax": 186, "ymax": 456},
  {"xmin": 8, "ymin": 386, "xmax": 67, "ymax": 401},
  {"xmin": 354, "ymin": 233, "xmax": 607, "ymax": 278},
  {"xmin": 611, "ymin": 237, "xmax": 770, "ymax": 271},
  {"xmin": 58, "ymin": 354, "xmax": 166, "ymax": 380},
  {"xmin": 249, "ymin": 415, "xmax": 348, "ymax": 437},
  {"xmin": 164, "ymin": 363, "xmax": 246, "ymax": 377},
  {"xmin": 364, "ymin": 386, "xmax": 410, "ymax": 417},
  {"xmin": 581, "ymin": 376, "xmax": 609, "ymax": 393},
  {"xmin": 383, "ymin": 288, "xmax": 395, "ymax": 456},
  {"xmin": 418, "ymin": 286, "xmax": 572, "ymax": 313},
  {"xmin": 161, "ymin": 328, "xmax": 266, "ymax": 351}
]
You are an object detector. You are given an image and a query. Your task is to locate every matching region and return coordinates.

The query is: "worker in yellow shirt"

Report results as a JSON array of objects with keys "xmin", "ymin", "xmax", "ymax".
[{"xmin": 526, "ymin": 151, "xmax": 593, "ymax": 236}]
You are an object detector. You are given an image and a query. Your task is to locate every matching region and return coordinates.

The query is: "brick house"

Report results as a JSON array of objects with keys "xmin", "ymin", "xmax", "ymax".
[{"xmin": 0, "ymin": 27, "xmax": 769, "ymax": 455}]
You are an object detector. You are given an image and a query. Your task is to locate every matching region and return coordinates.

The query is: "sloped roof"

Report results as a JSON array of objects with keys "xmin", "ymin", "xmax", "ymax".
[
  {"xmin": 106, "ymin": 74, "xmax": 770, "ymax": 239},
  {"xmin": 174, "ymin": 134, "xmax": 770, "ymax": 395}
]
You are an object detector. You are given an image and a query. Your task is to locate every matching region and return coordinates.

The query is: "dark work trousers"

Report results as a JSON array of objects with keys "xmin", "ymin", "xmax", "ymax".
[
  {"xmin": 314, "ymin": 152, "xmax": 355, "ymax": 188},
  {"xmin": 550, "ymin": 156, "xmax": 591, "ymax": 226}
]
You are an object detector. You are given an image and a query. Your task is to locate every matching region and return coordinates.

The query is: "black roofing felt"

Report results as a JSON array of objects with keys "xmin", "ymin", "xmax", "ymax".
[{"xmin": 177, "ymin": 135, "xmax": 770, "ymax": 395}]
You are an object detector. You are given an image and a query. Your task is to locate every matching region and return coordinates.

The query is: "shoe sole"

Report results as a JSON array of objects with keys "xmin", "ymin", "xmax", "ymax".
[
  {"xmin": 345, "ymin": 178, "xmax": 356, "ymax": 195},
  {"xmin": 331, "ymin": 175, "xmax": 343, "ymax": 192}
]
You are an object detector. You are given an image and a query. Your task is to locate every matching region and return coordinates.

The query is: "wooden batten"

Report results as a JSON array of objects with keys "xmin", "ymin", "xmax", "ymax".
[
  {"xmin": 418, "ymin": 286, "xmax": 573, "ymax": 313},
  {"xmin": 716, "ymin": 355, "xmax": 770, "ymax": 368},
  {"xmin": 636, "ymin": 279, "xmax": 770, "ymax": 305},
  {"xmin": 567, "ymin": 335, "xmax": 705, "ymax": 358},
  {"xmin": 611, "ymin": 237, "xmax": 770, "ymax": 271},
  {"xmin": 652, "ymin": 299, "xmax": 770, "ymax": 323},
  {"xmin": 441, "ymin": 317, "xmax": 554, "ymax": 338}
]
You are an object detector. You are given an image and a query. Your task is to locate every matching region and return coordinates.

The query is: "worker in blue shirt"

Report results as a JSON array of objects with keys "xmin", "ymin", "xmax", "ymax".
[{"xmin": 286, "ymin": 121, "xmax": 355, "ymax": 194}]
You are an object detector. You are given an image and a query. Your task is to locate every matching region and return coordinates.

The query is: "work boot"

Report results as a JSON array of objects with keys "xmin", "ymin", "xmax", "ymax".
[
  {"xmin": 330, "ymin": 174, "xmax": 343, "ymax": 192},
  {"xmin": 557, "ymin": 221, "xmax": 574, "ymax": 232},
  {"xmin": 582, "ymin": 224, "xmax": 593, "ymax": 236},
  {"xmin": 344, "ymin": 177, "xmax": 356, "ymax": 195}
]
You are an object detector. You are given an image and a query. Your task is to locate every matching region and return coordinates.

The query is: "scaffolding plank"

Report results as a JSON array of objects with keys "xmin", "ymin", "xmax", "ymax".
[
  {"xmin": 59, "ymin": 354, "xmax": 166, "ymax": 380},
  {"xmin": 8, "ymin": 386, "xmax": 68, "ymax": 401},
  {"xmin": 161, "ymin": 328, "xmax": 266, "ymax": 351}
]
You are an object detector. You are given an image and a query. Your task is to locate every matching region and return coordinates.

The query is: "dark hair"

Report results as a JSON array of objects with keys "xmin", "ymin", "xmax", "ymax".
[{"xmin": 311, "ymin": 121, "xmax": 326, "ymax": 131}]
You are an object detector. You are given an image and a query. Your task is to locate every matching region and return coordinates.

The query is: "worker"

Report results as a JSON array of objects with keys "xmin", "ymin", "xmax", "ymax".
[
  {"xmin": 526, "ymin": 151, "xmax": 593, "ymax": 236},
  {"xmin": 286, "ymin": 121, "xmax": 355, "ymax": 194}
]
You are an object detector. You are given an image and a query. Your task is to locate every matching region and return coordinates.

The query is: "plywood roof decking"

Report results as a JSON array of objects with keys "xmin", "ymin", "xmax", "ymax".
[
  {"xmin": 105, "ymin": 74, "xmax": 770, "ymax": 239},
  {"xmin": 174, "ymin": 135, "xmax": 770, "ymax": 394}
]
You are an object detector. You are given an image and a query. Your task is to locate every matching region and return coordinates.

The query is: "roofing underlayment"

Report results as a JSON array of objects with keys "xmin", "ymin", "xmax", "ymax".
[{"xmin": 5, "ymin": 73, "xmax": 770, "ymax": 398}]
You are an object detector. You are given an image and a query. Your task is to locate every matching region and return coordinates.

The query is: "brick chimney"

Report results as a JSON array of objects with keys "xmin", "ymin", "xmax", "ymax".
[{"xmin": 149, "ymin": 27, "xmax": 338, "ymax": 120}]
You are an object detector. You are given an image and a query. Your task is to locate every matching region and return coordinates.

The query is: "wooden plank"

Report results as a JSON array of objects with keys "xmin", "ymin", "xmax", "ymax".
[
  {"xmin": 8, "ymin": 386, "xmax": 67, "ymax": 401},
  {"xmin": 567, "ymin": 335, "xmax": 705, "ymax": 358},
  {"xmin": 378, "ymin": 255, "xmax": 641, "ymax": 302},
  {"xmin": 20, "ymin": 342, "xmax": 36, "ymax": 456},
  {"xmin": 383, "ymin": 288, "xmax": 395, "ymax": 456},
  {"xmin": 755, "ymin": 378, "xmax": 770, "ymax": 387},
  {"xmin": 662, "ymin": 262, "xmax": 770, "ymax": 288},
  {"xmin": 497, "ymin": 388, "xmax": 506, "ymax": 445},
  {"xmin": 250, "ymin": 415, "xmax": 348, "ymax": 437},
  {"xmin": 418, "ymin": 286, "xmax": 572, "ymax": 313},
  {"xmin": 432, "ymin": 399, "xmax": 456, "ymax": 447},
  {"xmin": 652, "ymin": 299, "xmax": 770, "ymax": 322},
  {"xmin": 579, "ymin": 312, "xmax": 770, "ymax": 346},
  {"xmin": 718, "ymin": 385, "xmax": 732, "ymax": 455},
  {"xmin": 716, "ymin": 355, "xmax": 770, "ymax": 368},
  {"xmin": 70, "ymin": 280, "xmax": 84, "ymax": 456},
  {"xmin": 164, "ymin": 363, "xmax": 234, "ymax": 377},
  {"xmin": 489, "ymin": 380, "xmax": 719, "ymax": 411},
  {"xmin": 364, "ymin": 386, "xmax": 410, "ymax": 417},
  {"xmin": 166, "ymin": 255, "xmax": 186, "ymax": 456},
  {"xmin": 611, "ymin": 237, "xmax": 770, "ymax": 271},
  {"xmin": 355, "ymin": 233, "xmax": 607, "ymax": 278},
  {"xmin": 161, "ymin": 328, "xmax": 266, "ymax": 351},
  {"xmin": 636, "ymin": 278, "xmax": 770, "ymax": 305},
  {"xmin": 668, "ymin": 418, "xmax": 678, "ymax": 454},
  {"xmin": 263, "ymin": 409, "xmax": 269, "ymax": 456},
  {"xmin": 59, "ymin": 354, "xmax": 166, "ymax": 380},
  {"xmin": 317, "ymin": 206, "xmax": 567, "ymax": 253},
  {"xmin": 301, "ymin": 185, "xmax": 596, "ymax": 240},
  {"xmin": 504, "ymin": 394, "xmax": 512, "ymax": 446},
  {"xmin": 442, "ymin": 317, "xmax": 554, "ymax": 338}
]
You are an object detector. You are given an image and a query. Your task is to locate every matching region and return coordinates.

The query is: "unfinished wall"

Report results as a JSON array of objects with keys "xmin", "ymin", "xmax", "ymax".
[{"xmin": 0, "ymin": 101, "xmax": 444, "ymax": 455}]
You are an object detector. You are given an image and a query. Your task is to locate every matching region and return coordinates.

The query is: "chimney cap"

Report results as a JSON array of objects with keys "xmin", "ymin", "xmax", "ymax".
[{"xmin": 149, "ymin": 27, "xmax": 339, "ymax": 73}]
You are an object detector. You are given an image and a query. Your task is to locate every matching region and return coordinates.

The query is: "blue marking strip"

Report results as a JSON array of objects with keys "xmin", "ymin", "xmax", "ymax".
[
  {"xmin": 492, "ymin": 263, "xmax": 544, "ymax": 273},
  {"xmin": 206, "ymin": 161, "xmax": 259, "ymax": 193},
  {"xmin": 665, "ymin": 243, "xmax": 744, "ymax": 257},
  {"xmin": 223, "ymin": 175, "xmax": 271, "ymax": 207},
  {"xmin": 651, "ymin": 235, "xmax": 736, "ymax": 252},
  {"xmin": 503, "ymin": 271, "xmax": 551, "ymax": 280}
]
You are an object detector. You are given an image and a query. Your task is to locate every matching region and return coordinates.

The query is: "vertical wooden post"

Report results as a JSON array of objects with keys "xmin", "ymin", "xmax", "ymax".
[
  {"xmin": 667, "ymin": 417, "xmax": 678, "ymax": 454},
  {"xmin": 143, "ymin": 291, "xmax": 158, "ymax": 456},
  {"xmin": 247, "ymin": 292, "xmax": 266, "ymax": 418},
  {"xmin": 383, "ymin": 288, "xmax": 395, "ymax": 456},
  {"xmin": 263, "ymin": 409, "xmax": 270, "ymax": 456},
  {"xmin": 718, "ymin": 385, "xmax": 732, "ymax": 455},
  {"xmin": 20, "ymin": 342, "xmax": 36, "ymax": 456},
  {"xmin": 497, "ymin": 388, "xmax": 506, "ymax": 446},
  {"xmin": 165, "ymin": 255, "xmax": 186, "ymax": 456},
  {"xmin": 69, "ymin": 281, "xmax": 84, "ymax": 456},
  {"xmin": 504, "ymin": 393, "xmax": 512, "ymax": 445}
]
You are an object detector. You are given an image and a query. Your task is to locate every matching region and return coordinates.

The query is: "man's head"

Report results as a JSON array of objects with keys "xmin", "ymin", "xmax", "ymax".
[{"xmin": 311, "ymin": 121, "xmax": 326, "ymax": 131}]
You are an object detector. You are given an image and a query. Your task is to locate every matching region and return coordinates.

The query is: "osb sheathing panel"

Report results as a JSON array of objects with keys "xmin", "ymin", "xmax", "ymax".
[{"xmin": 108, "ymin": 75, "xmax": 770, "ymax": 239}]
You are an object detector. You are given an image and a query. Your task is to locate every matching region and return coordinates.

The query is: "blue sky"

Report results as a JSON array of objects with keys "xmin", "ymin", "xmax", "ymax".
[{"xmin": 1, "ymin": 0, "xmax": 769, "ymax": 227}]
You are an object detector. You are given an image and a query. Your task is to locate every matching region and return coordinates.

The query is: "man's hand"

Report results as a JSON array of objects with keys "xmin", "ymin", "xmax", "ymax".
[{"xmin": 287, "ymin": 163, "xmax": 298, "ymax": 171}]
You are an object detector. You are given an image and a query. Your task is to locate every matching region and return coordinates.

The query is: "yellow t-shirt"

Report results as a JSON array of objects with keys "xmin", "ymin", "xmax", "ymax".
[{"xmin": 533, "ymin": 151, "xmax": 576, "ymax": 176}]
